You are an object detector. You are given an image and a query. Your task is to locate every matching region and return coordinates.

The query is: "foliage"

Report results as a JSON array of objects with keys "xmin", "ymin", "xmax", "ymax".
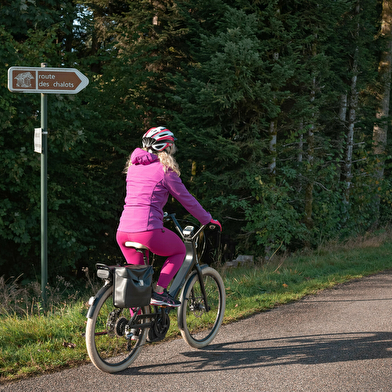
[
  {"xmin": 0, "ymin": 3, "xmax": 122, "ymax": 280},
  {"xmin": 0, "ymin": 0, "xmax": 391, "ymax": 284}
]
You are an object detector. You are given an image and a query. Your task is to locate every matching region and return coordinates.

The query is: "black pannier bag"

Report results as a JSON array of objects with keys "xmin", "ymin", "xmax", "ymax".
[{"xmin": 113, "ymin": 265, "xmax": 154, "ymax": 308}]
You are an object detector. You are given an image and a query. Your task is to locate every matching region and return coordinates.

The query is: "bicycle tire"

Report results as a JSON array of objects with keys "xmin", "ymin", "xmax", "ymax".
[
  {"xmin": 85, "ymin": 285, "xmax": 148, "ymax": 373},
  {"xmin": 178, "ymin": 266, "xmax": 226, "ymax": 348}
]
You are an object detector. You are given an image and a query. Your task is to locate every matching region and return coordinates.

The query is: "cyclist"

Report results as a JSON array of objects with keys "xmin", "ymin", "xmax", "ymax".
[{"xmin": 116, "ymin": 126, "xmax": 221, "ymax": 307}]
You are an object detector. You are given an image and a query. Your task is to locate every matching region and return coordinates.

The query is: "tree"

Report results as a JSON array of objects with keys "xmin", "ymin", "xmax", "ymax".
[
  {"xmin": 373, "ymin": 0, "xmax": 392, "ymax": 171},
  {"xmin": 170, "ymin": 1, "xmax": 310, "ymax": 256},
  {"xmin": 0, "ymin": 1, "xmax": 122, "ymax": 280},
  {"xmin": 372, "ymin": 0, "xmax": 392, "ymax": 222},
  {"xmin": 0, "ymin": 0, "xmax": 389, "ymax": 282}
]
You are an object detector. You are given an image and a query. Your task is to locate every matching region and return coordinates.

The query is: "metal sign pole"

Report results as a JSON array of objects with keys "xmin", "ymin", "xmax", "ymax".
[
  {"xmin": 7, "ymin": 63, "xmax": 88, "ymax": 309},
  {"xmin": 40, "ymin": 63, "xmax": 48, "ymax": 307}
]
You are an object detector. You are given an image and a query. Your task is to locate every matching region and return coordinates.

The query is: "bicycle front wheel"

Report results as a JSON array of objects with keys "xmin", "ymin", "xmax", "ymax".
[
  {"xmin": 178, "ymin": 266, "xmax": 226, "ymax": 348},
  {"xmin": 85, "ymin": 285, "xmax": 148, "ymax": 373}
]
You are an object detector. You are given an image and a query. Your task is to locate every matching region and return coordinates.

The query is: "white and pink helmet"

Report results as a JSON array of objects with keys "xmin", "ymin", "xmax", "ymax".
[{"xmin": 142, "ymin": 126, "xmax": 176, "ymax": 152}]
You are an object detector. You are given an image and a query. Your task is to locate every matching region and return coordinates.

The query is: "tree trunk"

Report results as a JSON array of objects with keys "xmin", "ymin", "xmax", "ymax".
[
  {"xmin": 339, "ymin": 2, "xmax": 360, "ymax": 223},
  {"xmin": 304, "ymin": 128, "xmax": 314, "ymax": 229},
  {"xmin": 268, "ymin": 118, "xmax": 277, "ymax": 182},
  {"xmin": 343, "ymin": 47, "xmax": 359, "ymax": 205},
  {"xmin": 298, "ymin": 119, "xmax": 304, "ymax": 163},
  {"xmin": 268, "ymin": 47, "xmax": 280, "ymax": 184},
  {"xmin": 337, "ymin": 93, "xmax": 347, "ymax": 180},
  {"xmin": 304, "ymin": 76, "xmax": 316, "ymax": 230}
]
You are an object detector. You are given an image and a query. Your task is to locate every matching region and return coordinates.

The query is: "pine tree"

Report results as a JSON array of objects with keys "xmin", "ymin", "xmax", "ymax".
[
  {"xmin": 371, "ymin": 0, "xmax": 392, "ymax": 223},
  {"xmin": 373, "ymin": 0, "xmax": 392, "ymax": 172},
  {"xmin": 170, "ymin": 1, "xmax": 309, "ymax": 255}
]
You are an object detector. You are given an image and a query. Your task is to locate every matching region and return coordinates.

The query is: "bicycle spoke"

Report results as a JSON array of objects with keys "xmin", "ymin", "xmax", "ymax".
[
  {"xmin": 85, "ymin": 285, "xmax": 148, "ymax": 373},
  {"xmin": 179, "ymin": 267, "xmax": 226, "ymax": 348}
]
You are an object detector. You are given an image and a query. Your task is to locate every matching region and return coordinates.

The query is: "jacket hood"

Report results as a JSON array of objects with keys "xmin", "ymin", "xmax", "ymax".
[{"xmin": 131, "ymin": 148, "xmax": 159, "ymax": 166}]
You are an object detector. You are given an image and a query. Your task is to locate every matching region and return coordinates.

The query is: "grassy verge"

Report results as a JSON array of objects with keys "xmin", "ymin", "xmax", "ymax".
[{"xmin": 1, "ymin": 231, "xmax": 392, "ymax": 382}]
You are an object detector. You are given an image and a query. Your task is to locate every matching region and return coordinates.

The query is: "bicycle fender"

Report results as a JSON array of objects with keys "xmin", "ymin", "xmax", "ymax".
[
  {"xmin": 177, "ymin": 264, "xmax": 209, "ymax": 331},
  {"xmin": 86, "ymin": 284, "xmax": 111, "ymax": 319}
]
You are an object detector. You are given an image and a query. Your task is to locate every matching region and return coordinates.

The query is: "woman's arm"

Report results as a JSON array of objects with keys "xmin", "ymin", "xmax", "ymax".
[{"xmin": 163, "ymin": 171, "xmax": 212, "ymax": 224}]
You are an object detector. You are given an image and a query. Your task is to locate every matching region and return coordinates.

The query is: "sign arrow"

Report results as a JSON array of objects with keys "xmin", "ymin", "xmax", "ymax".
[{"xmin": 8, "ymin": 66, "xmax": 89, "ymax": 94}]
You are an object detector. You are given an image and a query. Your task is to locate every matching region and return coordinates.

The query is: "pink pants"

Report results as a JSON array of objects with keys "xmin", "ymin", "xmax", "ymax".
[{"xmin": 116, "ymin": 228, "xmax": 186, "ymax": 289}]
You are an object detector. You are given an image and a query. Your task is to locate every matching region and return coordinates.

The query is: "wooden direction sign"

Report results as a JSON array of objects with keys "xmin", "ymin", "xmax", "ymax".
[{"xmin": 8, "ymin": 66, "xmax": 89, "ymax": 94}]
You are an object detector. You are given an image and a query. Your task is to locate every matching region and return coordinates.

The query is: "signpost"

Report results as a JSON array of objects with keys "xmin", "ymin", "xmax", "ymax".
[
  {"xmin": 8, "ymin": 63, "xmax": 89, "ymax": 307},
  {"xmin": 8, "ymin": 66, "xmax": 89, "ymax": 94}
]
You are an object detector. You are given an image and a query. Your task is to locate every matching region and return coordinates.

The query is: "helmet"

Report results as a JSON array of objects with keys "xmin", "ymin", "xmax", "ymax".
[{"xmin": 142, "ymin": 126, "xmax": 176, "ymax": 152}]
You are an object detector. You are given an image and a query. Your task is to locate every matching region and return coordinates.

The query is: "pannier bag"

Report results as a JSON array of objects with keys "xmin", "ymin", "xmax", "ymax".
[{"xmin": 113, "ymin": 265, "xmax": 154, "ymax": 308}]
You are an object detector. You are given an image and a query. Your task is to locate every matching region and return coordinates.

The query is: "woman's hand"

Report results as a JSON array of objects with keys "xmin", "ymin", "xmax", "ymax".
[{"xmin": 210, "ymin": 219, "xmax": 222, "ymax": 232}]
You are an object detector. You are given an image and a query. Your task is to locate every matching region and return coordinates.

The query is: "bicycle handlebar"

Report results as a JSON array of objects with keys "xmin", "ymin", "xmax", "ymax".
[{"xmin": 163, "ymin": 212, "xmax": 219, "ymax": 242}]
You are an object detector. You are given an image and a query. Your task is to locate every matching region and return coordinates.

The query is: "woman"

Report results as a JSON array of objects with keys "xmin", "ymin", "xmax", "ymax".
[{"xmin": 117, "ymin": 126, "xmax": 221, "ymax": 307}]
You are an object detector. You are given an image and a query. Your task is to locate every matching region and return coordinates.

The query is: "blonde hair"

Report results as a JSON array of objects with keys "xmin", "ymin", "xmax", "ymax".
[{"xmin": 124, "ymin": 145, "xmax": 181, "ymax": 176}]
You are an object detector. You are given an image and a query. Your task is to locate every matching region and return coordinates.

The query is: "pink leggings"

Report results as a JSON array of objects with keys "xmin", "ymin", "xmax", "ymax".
[{"xmin": 116, "ymin": 228, "xmax": 186, "ymax": 289}]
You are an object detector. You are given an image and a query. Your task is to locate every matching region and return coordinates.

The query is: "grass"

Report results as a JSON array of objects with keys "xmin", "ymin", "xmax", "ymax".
[{"xmin": 1, "ymin": 230, "xmax": 392, "ymax": 383}]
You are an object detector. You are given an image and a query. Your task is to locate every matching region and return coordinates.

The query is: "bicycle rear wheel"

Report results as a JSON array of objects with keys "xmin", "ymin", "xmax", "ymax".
[
  {"xmin": 85, "ymin": 285, "xmax": 148, "ymax": 373},
  {"xmin": 178, "ymin": 266, "xmax": 226, "ymax": 348}
]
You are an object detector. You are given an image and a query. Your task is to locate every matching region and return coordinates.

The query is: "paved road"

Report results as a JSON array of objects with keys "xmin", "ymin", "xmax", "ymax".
[{"xmin": 2, "ymin": 271, "xmax": 392, "ymax": 392}]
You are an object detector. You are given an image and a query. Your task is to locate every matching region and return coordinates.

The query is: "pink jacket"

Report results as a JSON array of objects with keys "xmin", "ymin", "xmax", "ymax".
[{"xmin": 117, "ymin": 148, "xmax": 212, "ymax": 233}]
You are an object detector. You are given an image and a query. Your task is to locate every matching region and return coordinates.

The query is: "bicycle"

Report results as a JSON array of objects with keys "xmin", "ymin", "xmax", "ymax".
[{"xmin": 85, "ymin": 213, "xmax": 226, "ymax": 373}]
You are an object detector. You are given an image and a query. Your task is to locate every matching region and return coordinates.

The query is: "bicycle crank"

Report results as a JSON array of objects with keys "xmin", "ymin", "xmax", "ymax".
[{"xmin": 147, "ymin": 307, "xmax": 170, "ymax": 342}]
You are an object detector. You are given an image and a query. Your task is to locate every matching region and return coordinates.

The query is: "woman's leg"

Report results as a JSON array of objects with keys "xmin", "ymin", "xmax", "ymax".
[
  {"xmin": 116, "ymin": 231, "xmax": 146, "ymax": 265},
  {"xmin": 116, "ymin": 229, "xmax": 186, "ymax": 288}
]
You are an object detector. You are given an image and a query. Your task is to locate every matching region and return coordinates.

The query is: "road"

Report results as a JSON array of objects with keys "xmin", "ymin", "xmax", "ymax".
[{"xmin": 2, "ymin": 270, "xmax": 392, "ymax": 391}]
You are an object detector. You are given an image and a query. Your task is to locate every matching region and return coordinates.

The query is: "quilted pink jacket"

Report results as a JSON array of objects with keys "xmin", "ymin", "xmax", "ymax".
[{"xmin": 117, "ymin": 148, "xmax": 211, "ymax": 233}]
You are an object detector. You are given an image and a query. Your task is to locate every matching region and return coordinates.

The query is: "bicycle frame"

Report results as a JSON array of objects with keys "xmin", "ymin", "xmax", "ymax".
[
  {"xmin": 168, "ymin": 214, "xmax": 206, "ymax": 296},
  {"xmin": 85, "ymin": 213, "xmax": 225, "ymax": 372},
  {"xmin": 87, "ymin": 213, "xmax": 212, "ymax": 332}
]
